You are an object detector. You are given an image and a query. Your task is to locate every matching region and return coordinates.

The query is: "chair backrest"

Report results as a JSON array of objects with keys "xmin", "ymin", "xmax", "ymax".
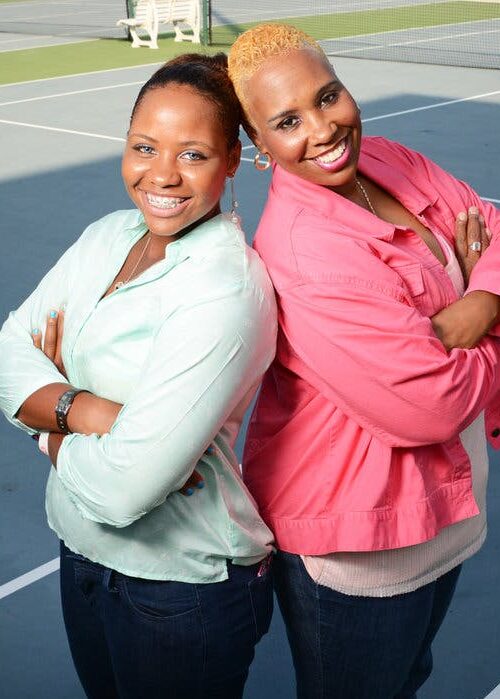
[
  {"xmin": 156, "ymin": 0, "xmax": 197, "ymax": 21},
  {"xmin": 133, "ymin": 0, "xmax": 155, "ymax": 23}
]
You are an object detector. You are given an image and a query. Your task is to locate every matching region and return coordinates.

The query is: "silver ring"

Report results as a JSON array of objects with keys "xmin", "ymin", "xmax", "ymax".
[{"xmin": 470, "ymin": 241, "xmax": 482, "ymax": 252}]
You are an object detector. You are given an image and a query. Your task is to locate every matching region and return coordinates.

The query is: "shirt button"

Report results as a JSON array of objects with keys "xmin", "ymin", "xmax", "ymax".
[{"xmin": 491, "ymin": 428, "xmax": 500, "ymax": 438}]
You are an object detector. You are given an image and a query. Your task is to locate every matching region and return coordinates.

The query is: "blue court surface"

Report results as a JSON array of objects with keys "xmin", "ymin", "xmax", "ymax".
[{"xmin": 1, "ymin": 23, "xmax": 500, "ymax": 699}]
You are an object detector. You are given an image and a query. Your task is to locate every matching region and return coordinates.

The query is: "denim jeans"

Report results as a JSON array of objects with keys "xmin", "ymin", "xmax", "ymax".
[
  {"xmin": 59, "ymin": 542, "xmax": 273, "ymax": 699},
  {"xmin": 273, "ymin": 551, "xmax": 461, "ymax": 699}
]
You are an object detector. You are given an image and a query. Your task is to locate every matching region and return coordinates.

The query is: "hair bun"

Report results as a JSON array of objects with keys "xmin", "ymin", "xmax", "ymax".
[{"xmin": 211, "ymin": 53, "xmax": 229, "ymax": 71}]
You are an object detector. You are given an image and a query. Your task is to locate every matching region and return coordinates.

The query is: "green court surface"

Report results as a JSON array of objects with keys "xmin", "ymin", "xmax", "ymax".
[{"xmin": 2, "ymin": 1, "xmax": 500, "ymax": 84}]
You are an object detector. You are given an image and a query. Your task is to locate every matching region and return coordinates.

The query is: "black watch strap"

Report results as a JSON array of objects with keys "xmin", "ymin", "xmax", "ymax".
[{"xmin": 55, "ymin": 389, "xmax": 86, "ymax": 434}]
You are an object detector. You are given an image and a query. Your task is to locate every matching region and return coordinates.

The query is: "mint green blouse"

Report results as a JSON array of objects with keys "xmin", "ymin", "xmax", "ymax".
[{"xmin": 0, "ymin": 211, "xmax": 276, "ymax": 582}]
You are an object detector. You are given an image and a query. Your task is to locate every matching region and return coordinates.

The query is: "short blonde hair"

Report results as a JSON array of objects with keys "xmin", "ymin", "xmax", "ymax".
[{"xmin": 228, "ymin": 24, "xmax": 327, "ymax": 136}]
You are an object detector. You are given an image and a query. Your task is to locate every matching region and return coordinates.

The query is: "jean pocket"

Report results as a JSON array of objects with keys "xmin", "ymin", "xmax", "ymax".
[
  {"xmin": 248, "ymin": 563, "xmax": 274, "ymax": 643},
  {"xmin": 121, "ymin": 576, "xmax": 200, "ymax": 623}
]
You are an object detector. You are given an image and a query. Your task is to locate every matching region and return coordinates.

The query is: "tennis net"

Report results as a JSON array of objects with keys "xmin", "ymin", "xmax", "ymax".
[{"xmin": 207, "ymin": 0, "xmax": 500, "ymax": 69}]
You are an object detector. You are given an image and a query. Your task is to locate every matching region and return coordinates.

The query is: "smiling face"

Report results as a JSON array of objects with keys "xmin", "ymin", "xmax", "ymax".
[
  {"xmin": 242, "ymin": 47, "xmax": 361, "ymax": 196},
  {"xmin": 122, "ymin": 83, "xmax": 240, "ymax": 239}
]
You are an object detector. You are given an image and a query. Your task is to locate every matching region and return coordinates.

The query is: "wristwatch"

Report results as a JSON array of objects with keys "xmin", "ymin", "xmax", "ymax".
[{"xmin": 55, "ymin": 389, "xmax": 86, "ymax": 434}]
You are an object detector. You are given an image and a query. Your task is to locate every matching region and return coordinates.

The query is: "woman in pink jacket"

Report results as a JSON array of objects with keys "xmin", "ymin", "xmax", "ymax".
[{"xmin": 228, "ymin": 24, "xmax": 500, "ymax": 698}]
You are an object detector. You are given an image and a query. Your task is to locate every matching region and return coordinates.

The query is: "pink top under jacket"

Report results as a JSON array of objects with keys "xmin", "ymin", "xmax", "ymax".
[{"xmin": 243, "ymin": 136, "xmax": 500, "ymax": 555}]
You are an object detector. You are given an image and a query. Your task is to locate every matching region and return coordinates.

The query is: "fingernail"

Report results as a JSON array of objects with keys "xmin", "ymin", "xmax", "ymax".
[
  {"xmin": 458, "ymin": 212, "xmax": 467, "ymax": 221},
  {"xmin": 196, "ymin": 481, "xmax": 205, "ymax": 489},
  {"xmin": 207, "ymin": 446, "xmax": 214, "ymax": 455},
  {"xmin": 49, "ymin": 310, "xmax": 57, "ymax": 319},
  {"xmin": 185, "ymin": 488, "xmax": 194, "ymax": 496},
  {"xmin": 32, "ymin": 328, "xmax": 40, "ymax": 335},
  {"xmin": 486, "ymin": 228, "xmax": 492, "ymax": 238},
  {"xmin": 479, "ymin": 215, "xmax": 485, "ymax": 224},
  {"xmin": 60, "ymin": 303, "xmax": 67, "ymax": 312},
  {"xmin": 468, "ymin": 206, "xmax": 479, "ymax": 216}
]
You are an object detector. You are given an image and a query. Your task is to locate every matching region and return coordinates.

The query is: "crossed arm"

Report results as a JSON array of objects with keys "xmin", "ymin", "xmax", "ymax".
[
  {"xmin": 431, "ymin": 206, "xmax": 498, "ymax": 349},
  {"xmin": 18, "ymin": 309, "xmax": 204, "ymax": 494}
]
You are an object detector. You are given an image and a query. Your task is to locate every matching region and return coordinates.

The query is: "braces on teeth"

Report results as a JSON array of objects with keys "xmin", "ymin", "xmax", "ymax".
[{"xmin": 146, "ymin": 194, "xmax": 184, "ymax": 209}]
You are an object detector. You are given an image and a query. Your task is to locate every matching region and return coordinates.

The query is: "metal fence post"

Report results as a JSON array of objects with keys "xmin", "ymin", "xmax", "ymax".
[
  {"xmin": 200, "ymin": 0, "xmax": 211, "ymax": 46},
  {"xmin": 124, "ymin": 0, "xmax": 133, "ymax": 41}
]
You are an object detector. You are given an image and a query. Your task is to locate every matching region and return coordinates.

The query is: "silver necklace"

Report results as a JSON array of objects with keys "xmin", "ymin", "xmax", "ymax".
[
  {"xmin": 114, "ymin": 234, "xmax": 151, "ymax": 290},
  {"xmin": 356, "ymin": 177, "xmax": 376, "ymax": 216}
]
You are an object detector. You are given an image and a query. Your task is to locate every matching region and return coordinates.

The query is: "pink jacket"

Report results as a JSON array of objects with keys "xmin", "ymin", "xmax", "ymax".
[{"xmin": 243, "ymin": 136, "xmax": 500, "ymax": 554}]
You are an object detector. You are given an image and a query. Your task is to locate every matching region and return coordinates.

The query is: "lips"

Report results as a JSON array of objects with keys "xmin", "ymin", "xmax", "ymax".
[{"xmin": 312, "ymin": 136, "xmax": 352, "ymax": 173}]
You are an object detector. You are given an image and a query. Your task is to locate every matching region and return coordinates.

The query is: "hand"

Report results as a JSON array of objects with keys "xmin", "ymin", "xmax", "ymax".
[
  {"xmin": 32, "ymin": 308, "xmax": 67, "ymax": 377},
  {"xmin": 431, "ymin": 290, "xmax": 500, "ymax": 350},
  {"xmin": 455, "ymin": 207, "xmax": 490, "ymax": 286},
  {"xmin": 179, "ymin": 470, "xmax": 205, "ymax": 496}
]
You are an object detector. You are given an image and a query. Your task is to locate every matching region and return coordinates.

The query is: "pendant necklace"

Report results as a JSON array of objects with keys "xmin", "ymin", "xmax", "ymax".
[
  {"xmin": 356, "ymin": 177, "xmax": 377, "ymax": 216},
  {"xmin": 114, "ymin": 233, "xmax": 151, "ymax": 291}
]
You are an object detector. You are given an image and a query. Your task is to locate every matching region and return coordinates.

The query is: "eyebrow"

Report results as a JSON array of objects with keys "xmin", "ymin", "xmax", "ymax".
[
  {"xmin": 128, "ymin": 133, "xmax": 158, "ymax": 142},
  {"xmin": 267, "ymin": 79, "xmax": 341, "ymax": 124},
  {"xmin": 128, "ymin": 134, "xmax": 214, "ymax": 150}
]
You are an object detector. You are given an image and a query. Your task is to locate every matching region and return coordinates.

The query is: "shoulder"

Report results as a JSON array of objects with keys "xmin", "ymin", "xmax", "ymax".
[
  {"xmin": 78, "ymin": 209, "xmax": 143, "ymax": 245},
  {"xmin": 363, "ymin": 136, "xmax": 430, "ymax": 170},
  {"xmin": 178, "ymin": 217, "xmax": 275, "ymax": 314}
]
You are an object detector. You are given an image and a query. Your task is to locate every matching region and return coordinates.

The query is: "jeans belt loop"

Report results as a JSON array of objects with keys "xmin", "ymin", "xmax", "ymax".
[{"xmin": 102, "ymin": 567, "xmax": 117, "ymax": 592}]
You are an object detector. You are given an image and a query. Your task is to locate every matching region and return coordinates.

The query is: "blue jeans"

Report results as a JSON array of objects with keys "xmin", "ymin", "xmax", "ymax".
[
  {"xmin": 59, "ymin": 542, "xmax": 273, "ymax": 699},
  {"xmin": 273, "ymin": 551, "xmax": 461, "ymax": 699}
]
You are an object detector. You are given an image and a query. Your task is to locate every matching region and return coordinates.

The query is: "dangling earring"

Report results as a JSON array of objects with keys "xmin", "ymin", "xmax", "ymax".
[
  {"xmin": 253, "ymin": 152, "xmax": 272, "ymax": 171},
  {"xmin": 229, "ymin": 176, "xmax": 240, "ymax": 226}
]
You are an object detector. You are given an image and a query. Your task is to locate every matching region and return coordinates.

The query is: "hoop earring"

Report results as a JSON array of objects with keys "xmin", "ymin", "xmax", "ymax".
[
  {"xmin": 253, "ymin": 153, "xmax": 272, "ymax": 171},
  {"xmin": 229, "ymin": 176, "xmax": 240, "ymax": 226}
]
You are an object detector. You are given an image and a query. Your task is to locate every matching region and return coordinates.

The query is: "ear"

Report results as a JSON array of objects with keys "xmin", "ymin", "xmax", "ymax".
[
  {"xmin": 227, "ymin": 140, "xmax": 242, "ymax": 178},
  {"xmin": 252, "ymin": 134, "xmax": 267, "ymax": 155}
]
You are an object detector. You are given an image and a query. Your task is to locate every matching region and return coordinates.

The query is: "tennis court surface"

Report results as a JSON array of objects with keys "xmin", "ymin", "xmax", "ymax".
[{"xmin": 1, "ymin": 2, "xmax": 500, "ymax": 697}]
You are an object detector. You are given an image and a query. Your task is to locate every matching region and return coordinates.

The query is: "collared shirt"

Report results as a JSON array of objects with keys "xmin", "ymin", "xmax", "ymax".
[
  {"xmin": 243, "ymin": 136, "xmax": 500, "ymax": 555},
  {"xmin": 0, "ymin": 211, "xmax": 276, "ymax": 581}
]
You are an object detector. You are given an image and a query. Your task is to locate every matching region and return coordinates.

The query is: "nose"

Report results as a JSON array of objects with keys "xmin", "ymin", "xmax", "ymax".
[
  {"xmin": 307, "ymin": 111, "xmax": 338, "ymax": 146},
  {"xmin": 148, "ymin": 153, "xmax": 181, "ymax": 187}
]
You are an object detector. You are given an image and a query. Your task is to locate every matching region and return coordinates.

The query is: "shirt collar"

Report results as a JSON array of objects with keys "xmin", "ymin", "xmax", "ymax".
[
  {"xmin": 125, "ymin": 211, "xmax": 243, "ymax": 262},
  {"xmin": 270, "ymin": 136, "xmax": 439, "ymax": 242}
]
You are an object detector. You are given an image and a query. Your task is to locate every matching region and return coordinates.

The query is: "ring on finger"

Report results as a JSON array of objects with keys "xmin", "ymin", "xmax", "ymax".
[{"xmin": 469, "ymin": 241, "xmax": 482, "ymax": 252}]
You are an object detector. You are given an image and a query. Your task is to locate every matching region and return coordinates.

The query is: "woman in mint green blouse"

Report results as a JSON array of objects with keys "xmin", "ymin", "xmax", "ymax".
[{"xmin": 0, "ymin": 54, "xmax": 276, "ymax": 699}]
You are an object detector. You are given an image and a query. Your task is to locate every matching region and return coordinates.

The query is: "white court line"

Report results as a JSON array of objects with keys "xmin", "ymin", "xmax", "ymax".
[
  {"xmin": 0, "ymin": 37, "xmax": 95, "ymax": 53},
  {"xmin": 0, "ymin": 118, "xmax": 125, "ymax": 141},
  {"xmin": 0, "ymin": 61, "xmax": 165, "ymax": 89},
  {"xmin": 362, "ymin": 90, "xmax": 500, "ymax": 122},
  {"xmin": 330, "ymin": 26, "xmax": 500, "ymax": 57},
  {"xmin": 0, "ymin": 557, "xmax": 59, "ymax": 600},
  {"xmin": 0, "ymin": 81, "xmax": 144, "ymax": 107}
]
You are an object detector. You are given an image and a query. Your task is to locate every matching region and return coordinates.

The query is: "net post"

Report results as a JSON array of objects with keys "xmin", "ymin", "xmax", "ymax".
[
  {"xmin": 200, "ymin": 0, "xmax": 211, "ymax": 46},
  {"xmin": 124, "ymin": 0, "xmax": 133, "ymax": 42}
]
